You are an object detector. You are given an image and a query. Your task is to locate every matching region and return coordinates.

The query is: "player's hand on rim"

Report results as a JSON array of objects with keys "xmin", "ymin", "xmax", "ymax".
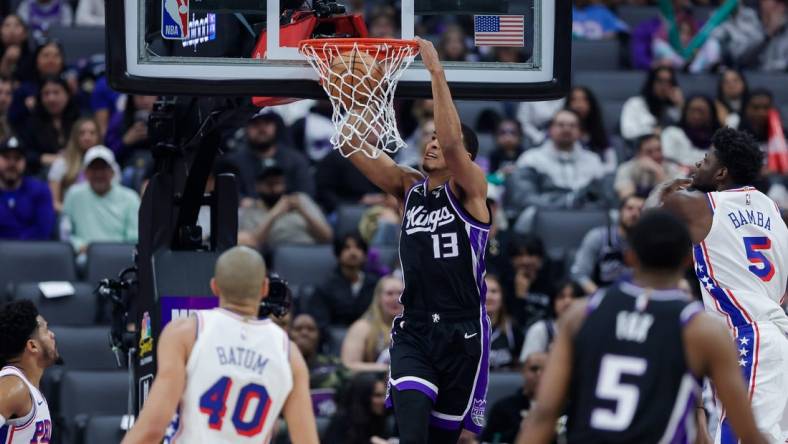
[{"xmin": 414, "ymin": 36, "xmax": 442, "ymax": 74}]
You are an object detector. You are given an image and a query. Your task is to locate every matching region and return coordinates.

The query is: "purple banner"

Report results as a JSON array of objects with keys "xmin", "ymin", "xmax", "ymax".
[{"xmin": 159, "ymin": 295, "xmax": 218, "ymax": 329}]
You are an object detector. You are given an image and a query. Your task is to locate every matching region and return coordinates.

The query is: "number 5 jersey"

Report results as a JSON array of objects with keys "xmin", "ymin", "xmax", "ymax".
[{"xmin": 165, "ymin": 308, "xmax": 293, "ymax": 444}]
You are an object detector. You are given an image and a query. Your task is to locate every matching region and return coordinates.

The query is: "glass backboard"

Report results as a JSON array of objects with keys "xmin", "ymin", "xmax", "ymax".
[{"xmin": 107, "ymin": 0, "xmax": 570, "ymax": 100}]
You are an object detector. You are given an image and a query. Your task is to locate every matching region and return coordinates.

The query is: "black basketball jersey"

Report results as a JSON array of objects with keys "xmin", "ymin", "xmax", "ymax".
[
  {"xmin": 399, "ymin": 179, "xmax": 490, "ymax": 313},
  {"xmin": 566, "ymin": 282, "xmax": 704, "ymax": 444}
]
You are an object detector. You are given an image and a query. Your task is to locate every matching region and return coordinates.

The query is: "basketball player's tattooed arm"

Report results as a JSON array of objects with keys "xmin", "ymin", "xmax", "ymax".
[
  {"xmin": 416, "ymin": 37, "xmax": 489, "ymax": 223},
  {"xmin": 339, "ymin": 114, "xmax": 423, "ymax": 201},
  {"xmin": 684, "ymin": 313, "xmax": 768, "ymax": 444},
  {"xmin": 645, "ymin": 179, "xmax": 711, "ymax": 244},
  {"xmin": 282, "ymin": 341, "xmax": 320, "ymax": 444},
  {"xmin": 121, "ymin": 318, "xmax": 193, "ymax": 444},
  {"xmin": 517, "ymin": 299, "xmax": 588, "ymax": 444},
  {"xmin": 0, "ymin": 374, "xmax": 32, "ymax": 422}
]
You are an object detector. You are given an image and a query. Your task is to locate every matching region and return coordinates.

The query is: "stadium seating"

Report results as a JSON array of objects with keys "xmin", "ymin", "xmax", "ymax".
[
  {"xmin": 82, "ymin": 415, "xmax": 125, "ymax": 444},
  {"xmin": 53, "ymin": 326, "xmax": 119, "ymax": 371},
  {"xmin": 335, "ymin": 204, "xmax": 369, "ymax": 239},
  {"xmin": 327, "ymin": 325, "xmax": 349, "ymax": 356},
  {"xmin": 272, "ymin": 244, "xmax": 336, "ymax": 288},
  {"xmin": 0, "ymin": 241, "xmax": 77, "ymax": 298},
  {"xmin": 47, "ymin": 25, "xmax": 106, "ymax": 65},
  {"xmin": 486, "ymin": 371, "xmax": 523, "ymax": 417},
  {"xmin": 85, "ymin": 243, "xmax": 135, "ymax": 286},
  {"xmin": 59, "ymin": 370, "xmax": 128, "ymax": 443},
  {"xmin": 572, "ymin": 40, "xmax": 621, "ymax": 71},
  {"xmin": 531, "ymin": 209, "xmax": 610, "ymax": 261},
  {"xmin": 13, "ymin": 282, "xmax": 96, "ymax": 326}
]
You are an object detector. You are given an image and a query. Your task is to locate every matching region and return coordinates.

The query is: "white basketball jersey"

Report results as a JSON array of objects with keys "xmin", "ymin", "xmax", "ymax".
[
  {"xmin": 0, "ymin": 366, "xmax": 52, "ymax": 444},
  {"xmin": 692, "ymin": 187, "xmax": 788, "ymax": 334},
  {"xmin": 166, "ymin": 308, "xmax": 293, "ymax": 444}
]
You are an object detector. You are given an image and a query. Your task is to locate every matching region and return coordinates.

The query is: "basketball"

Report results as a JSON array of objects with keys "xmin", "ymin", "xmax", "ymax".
[{"xmin": 327, "ymin": 48, "xmax": 384, "ymax": 110}]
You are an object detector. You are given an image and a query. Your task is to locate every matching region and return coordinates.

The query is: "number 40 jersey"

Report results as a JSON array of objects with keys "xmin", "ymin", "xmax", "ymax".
[
  {"xmin": 692, "ymin": 187, "xmax": 788, "ymax": 334},
  {"xmin": 165, "ymin": 308, "xmax": 293, "ymax": 444}
]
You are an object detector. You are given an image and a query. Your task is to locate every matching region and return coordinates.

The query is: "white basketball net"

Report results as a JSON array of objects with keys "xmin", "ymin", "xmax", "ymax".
[{"xmin": 299, "ymin": 40, "xmax": 419, "ymax": 159}]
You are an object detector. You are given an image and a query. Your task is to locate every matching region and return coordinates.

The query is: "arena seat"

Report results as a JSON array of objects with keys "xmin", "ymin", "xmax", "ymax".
[
  {"xmin": 59, "ymin": 370, "xmax": 128, "ymax": 443},
  {"xmin": 531, "ymin": 209, "xmax": 609, "ymax": 261},
  {"xmin": 335, "ymin": 204, "xmax": 369, "ymax": 239},
  {"xmin": 748, "ymin": 72, "xmax": 788, "ymax": 104},
  {"xmin": 272, "ymin": 244, "xmax": 336, "ymax": 292},
  {"xmin": 677, "ymin": 73, "xmax": 717, "ymax": 96},
  {"xmin": 573, "ymin": 71, "xmax": 642, "ymax": 102},
  {"xmin": 617, "ymin": 5, "xmax": 659, "ymax": 28},
  {"xmin": 85, "ymin": 243, "xmax": 135, "ymax": 285},
  {"xmin": 486, "ymin": 371, "xmax": 522, "ymax": 415},
  {"xmin": 0, "ymin": 241, "xmax": 76, "ymax": 298},
  {"xmin": 327, "ymin": 325, "xmax": 349, "ymax": 356},
  {"xmin": 53, "ymin": 326, "xmax": 118, "ymax": 371},
  {"xmin": 12, "ymin": 282, "xmax": 96, "ymax": 326},
  {"xmin": 572, "ymin": 40, "xmax": 621, "ymax": 71},
  {"xmin": 601, "ymin": 101, "xmax": 625, "ymax": 136},
  {"xmin": 82, "ymin": 415, "xmax": 125, "ymax": 444},
  {"xmin": 477, "ymin": 133, "xmax": 496, "ymax": 158},
  {"xmin": 47, "ymin": 25, "xmax": 106, "ymax": 65}
]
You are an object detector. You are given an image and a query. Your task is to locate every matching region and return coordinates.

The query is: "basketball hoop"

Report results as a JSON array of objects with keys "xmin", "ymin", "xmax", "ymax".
[{"xmin": 298, "ymin": 38, "xmax": 419, "ymax": 159}]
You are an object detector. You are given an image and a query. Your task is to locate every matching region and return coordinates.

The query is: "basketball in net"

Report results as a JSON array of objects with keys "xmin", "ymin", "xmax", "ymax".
[{"xmin": 299, "ymin": 38, "xmax": 419, "ymax": 159}]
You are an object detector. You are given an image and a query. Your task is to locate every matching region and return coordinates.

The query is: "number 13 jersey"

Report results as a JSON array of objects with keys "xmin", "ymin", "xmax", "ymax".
[
  {"xmin": 399, "ymin": 179, "xmax": 490, "ymax": 313},
  {"xmin": 692, "ymin": 187, "xmax": 788, "ymax": 334},
  {"xmin": 166, "ymin": 308, "xmax": 292, "ymax": 444}
]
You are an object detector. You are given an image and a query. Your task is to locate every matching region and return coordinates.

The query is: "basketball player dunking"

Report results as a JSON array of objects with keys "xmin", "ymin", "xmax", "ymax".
[
  {"xmin": 519, "ymin": 211, "xmax": 766, "ymax": 444},
  {"xmin": 122, "ymin": 247, "xmax": 318, "ymax": 444},
  {"xmin": 341, "ymin": 37, "xmax": 490, "ymax": 444},
  {"xmin": 648, "ymin": 127, "xmax": 788, "ymax": 443}
]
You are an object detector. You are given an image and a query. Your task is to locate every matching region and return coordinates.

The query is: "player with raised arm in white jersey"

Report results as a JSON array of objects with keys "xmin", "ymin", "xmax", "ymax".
[
  {"xmin": 648, "ymin": 127, "xmax": 788, "ymax": 444},
  {"xmin": 122, "ymin": 246, "xmax": 319, "ymax": 444},
  {"xmin": 0, "ymin": 300, "xmax": 59, "ymax": 444}
]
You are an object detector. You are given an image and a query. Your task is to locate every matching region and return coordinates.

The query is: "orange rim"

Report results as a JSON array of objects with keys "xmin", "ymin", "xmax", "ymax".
[{"xmin": 299, "ymin": 38, "xmax": 419, "ymax": 61}]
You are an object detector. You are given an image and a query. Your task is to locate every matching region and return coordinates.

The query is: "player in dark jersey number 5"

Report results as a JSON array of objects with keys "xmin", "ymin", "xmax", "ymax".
[
  {"xmin": 340, "ymin": 38, "xmax": 490, "ymax": 444},
  {"xmin": 518, "ymin": 211, "xmax": 767, "ymax": 444}
]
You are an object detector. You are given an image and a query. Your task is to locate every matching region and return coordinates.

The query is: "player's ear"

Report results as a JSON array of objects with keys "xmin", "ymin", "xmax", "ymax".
[
  {"xmin": 260, "ymin": 277, "xmax": 270, "ymax": 299},
  {"xmin": 715, "ymin": 166, "xmax": 728, "ymax": 182},
  {"xmin": 209, "ymin": 278, "xmax": 220, "ymax": 297}
]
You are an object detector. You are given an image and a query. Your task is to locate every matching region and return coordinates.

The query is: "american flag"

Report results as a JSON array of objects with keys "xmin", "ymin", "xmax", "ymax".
[{"xmin": 474, "ymin": 15, "xmax": 525, "ymax": 47}]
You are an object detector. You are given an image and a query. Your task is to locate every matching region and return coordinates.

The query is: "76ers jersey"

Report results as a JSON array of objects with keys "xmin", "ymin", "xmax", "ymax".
[
  {"xmin": 399, "ymin": 179, "xmax": 490, "ymax": 312},
  {"xmin": 693, "ymin": 187, "xmax": 788, "ymax": 334},
  {"xmin": 165, "ymin": 308, "xmax": 293, "ymax": 444},
  {"xmin": 0, "ymin": 366, "xmax": 51, "ymax": 444}
]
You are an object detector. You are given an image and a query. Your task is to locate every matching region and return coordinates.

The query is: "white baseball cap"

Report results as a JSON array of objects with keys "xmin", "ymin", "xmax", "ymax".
[{"xmin": 83, "ymin": 145, "xmax": 117, "ymax": 169}]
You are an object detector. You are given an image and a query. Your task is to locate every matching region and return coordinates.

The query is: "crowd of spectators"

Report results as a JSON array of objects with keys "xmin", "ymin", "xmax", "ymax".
[{"xmin": 0, "ymin": 0, "xmax": 787, "ymax": 443}]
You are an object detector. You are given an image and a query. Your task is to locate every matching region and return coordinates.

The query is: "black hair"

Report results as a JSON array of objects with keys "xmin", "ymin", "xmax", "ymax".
[
  {"xmin": 0, "ymin": 300, "xmax": 39, "ymax": 366},
  {"xmin": 716, "ymin": 69, "xmax": 749, "ymax": 113},
  {"xmin": 333, "ymin": 232, "xmax": 369, "ymax": 257},
  {"xmin": 548, "ymin": 108, "xmax": 581, "ymax": 130},
  {"xmin": 461, "ymin": 123, "xmax": 479, "ymax": 160},
  {"xmin": 31, "ymin": 40, "xmax": 65, "ymax": 83},
  {"xmin": 496, "ymin": 118, "xmax": 523, "ymax": 137},
  {"xmin": 712, "ymin": 127, "xmax": 763, "ymax": 186},
  {"xmin": 566, "ymin": 86, "xmax": 609, "ymax": 153},
  {"xmin": 742, "ymin": 88, "xmax": 774, "ymax": 108},
  {"xmin": 679, "ymin": 94, "xmax": 722, "ymax": 149},
  {"xmin": 331, "ymin": 373, "xmax": 387, "ymax": 444},
  {"xmin": 635, "ymin": 133, "xmax": 660, "ymax": 152},
  {"xmin": 739, "ymin": 88, "xmax": 774, "ymax": 141},
  {"xmin": 630, "ymin": 210, "xmax": 691, "ymax": 271},
  {"xmin": 33, "ymin": 75, "xmax": 80, "ymax": 136},
  {"xmin": 619, "ymin": 193, "xmax": 645, "ymax": 211},
  {"xmin": 508, "ymin": 234, "xmax": 545, "ymax": 259},
  {"xmin": 641, "ymin": 66, "xmax": 678, "ymax": 120},
  {"xmin": 548, "ymin": 279, "xmax": 583, "ymax": 318}
]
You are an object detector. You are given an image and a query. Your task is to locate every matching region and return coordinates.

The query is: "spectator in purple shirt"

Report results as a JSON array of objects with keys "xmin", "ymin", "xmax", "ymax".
[{"xmin": 0, "ymin": 136, "xmax": 55, "ymax": 240}]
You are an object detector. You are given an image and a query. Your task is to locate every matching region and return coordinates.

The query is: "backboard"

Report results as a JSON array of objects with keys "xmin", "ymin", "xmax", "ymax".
[{"xmin": 107, "ymin": 0, "xmax": 570, "ymax": 100}]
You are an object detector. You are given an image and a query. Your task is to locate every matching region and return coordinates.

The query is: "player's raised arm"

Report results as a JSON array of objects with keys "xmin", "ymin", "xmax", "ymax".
[
  {"xmin": 339, "ymin": 112, "xmax": 423, "ymax": 201},
  {"xmin": 416, "ymin": 37, "xmax": 487, "ymax": 201},
  {"xmin": 684, "ymin": 313, "xmax": 768, "ymax": 444},
  {"xmin": 282, "ymin": 341, "xmax": 319, "ymax": 444},
  {"xmin": 121, "ymin": 318, "xmax": 193, "ymax": 444},
  {"xmin": 645, "ymin": 179, "xmax": 711, "ymax": 244},
  {"xmin": 518, "ymin": 299, "xmax": 587, "ymax": 444}
]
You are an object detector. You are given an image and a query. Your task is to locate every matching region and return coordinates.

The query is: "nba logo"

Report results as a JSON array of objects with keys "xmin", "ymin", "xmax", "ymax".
[{"xmin": 161, "ymin": 0, "xmax": 189, "ymax": 40}]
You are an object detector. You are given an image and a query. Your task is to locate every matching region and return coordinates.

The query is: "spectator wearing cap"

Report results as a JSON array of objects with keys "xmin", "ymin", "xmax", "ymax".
[
  {"xmin": 61, "ymin": 146, "xmax": 139, "ymax": 255},
  {"xmin": 0, "ymin": 136, "xmax": 56, "ymax": 240},
  {"xmin": 226, "ymin": 108, "xmax": 315, "ymax": 199},
  {"xmin": 237, "ymin": 159, "xmax": 332, "ymax": 252}
]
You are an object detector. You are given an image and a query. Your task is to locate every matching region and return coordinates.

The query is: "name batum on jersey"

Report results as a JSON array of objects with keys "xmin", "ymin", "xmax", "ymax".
[
  {"xmin": 215, "ymin": 346, "xmax": 270, "ymax": 375},
  {"xmin": 615, "ymin": 310, "xmax": 654, "ymax": 343},
  {"xmin": 727, "ymin": 209, "xmax": 772, "ymax": 231},
  {"xmin": 404, "ymin": 205, "xmax": 456, "ymax": 234}
]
